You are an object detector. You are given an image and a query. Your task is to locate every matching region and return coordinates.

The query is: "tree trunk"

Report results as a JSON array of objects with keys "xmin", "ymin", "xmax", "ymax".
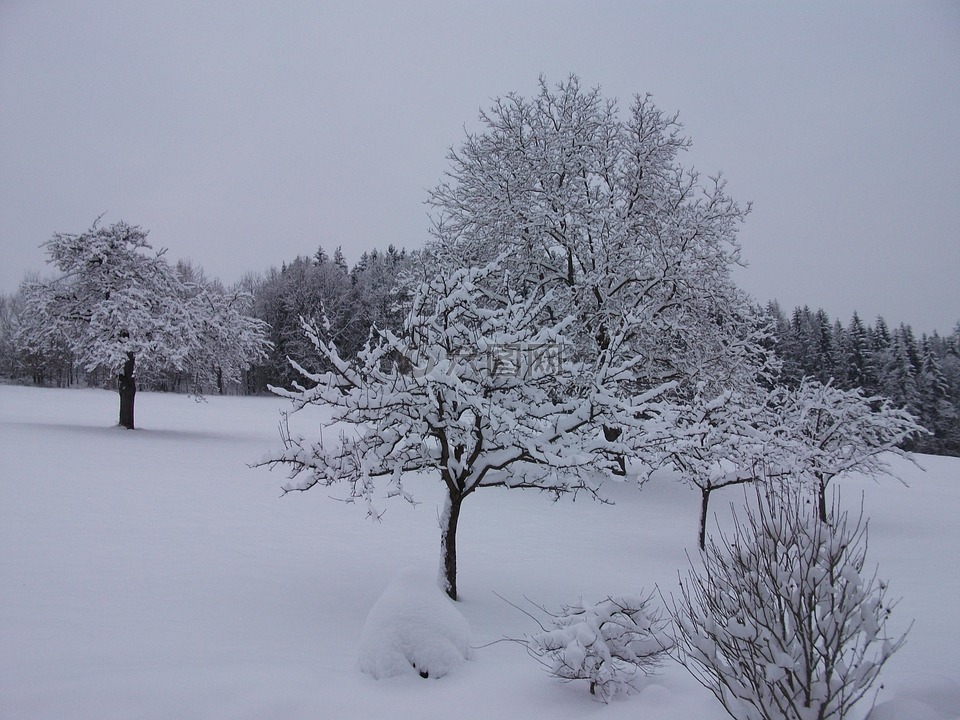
[
  {"xmin": 118, "ymin": 351, "xmax": 136, "ymax": 430},
  {"xmin": 439, "ymin": 490, "xmax": 463, "ymax": 601},
  {"xmin": 818, "ymin": 476, "xmax": 828, "ymax": 524},
  {"xmin": 603, "ymin": 424, "xmax": 626, "ymax": 476},
  {"xmin": 699, "ymin": 487, "xmax": 711, "ymax": 550}
]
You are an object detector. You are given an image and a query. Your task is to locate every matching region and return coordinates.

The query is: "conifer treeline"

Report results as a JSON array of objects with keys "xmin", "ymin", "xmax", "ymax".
[
  {"xmin": 766, "ymin": 303, "xmax": 960, "ymax": 456},
  {"xmin": 239, "ymin": 245, "xmax": 412, "ymax": 392},
  {"xmin": 2, "ymin": 247, "xmax": 957, "ymax": 456}
]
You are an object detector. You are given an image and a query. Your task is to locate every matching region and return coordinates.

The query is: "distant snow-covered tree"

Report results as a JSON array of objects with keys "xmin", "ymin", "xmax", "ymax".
[
  {"xmin": 0, "ymin": 291, "xmax": 30, "ymax": 380},
  {"xmin": 18, "ymin": 219, "xmax": 270, "ymax": 428},
  {"xmin": 8, "ymin": 277, "xmax": 77, "ymax": 387},
  {"xmin": 654, "ymin": 306, "xmax": 781, "ymax": 549},
  {"xmin": 662, "ymin": 383, "xmax": 778, "ymax": 549},
  {"xmin": 845, "ymin": 311, "xmax": 874, "ymax": 391},
  {"xmin": 769, "ymin": 378, "xmax": 925, "ymax": 522},
  {"xmin": 915, "ymin": 336, "xmax": 960, "ymax": 454},
  {"xmin": 177, "ymin": 271, "xmax": 272, "ymax": 395},
  {"xmin": 347, "ymin": 245, "xmax": 411, "ymax": 354},
  {"xmin": 245, "ymin": 247, "xmax": 408, "ymax": 393},
  {"xmin": 879, "ymin": 327, "xmax": 920, "ymax": 412}
]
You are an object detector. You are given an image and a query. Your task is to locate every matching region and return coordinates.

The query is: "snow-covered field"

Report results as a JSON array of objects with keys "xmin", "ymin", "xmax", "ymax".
[{"xmin": 1, "ymin": 385, "xmax": 958, "ymax": 719}]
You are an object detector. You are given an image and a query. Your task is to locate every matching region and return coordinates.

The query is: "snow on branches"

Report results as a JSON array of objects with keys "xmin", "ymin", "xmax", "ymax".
[
  {"xmin": 769, "ymin": 378, "xmax": 926, "ymax": 522},
  {"xmin": 671, "ymin": 486, "xmax": 909, "ymax": 720},
  {"xmin": 20, "ymin": 220, "xmax": 189, "ymax": 377},
  {"xmin": 263, "ymin": 250, "xmax": 675, "ymax": 599},
  {"xmin": 505, "ymin": 592, "xmax": 671, "ymax": 702},
  {"xmin": 427, "ymin": 76, "xmax": 758, "ymax": 401},
  {"xmin": 175, "ymin": 267, "xmax": 271, "ymax": 395},
  {"xmin": 660, "ymin": 383, "xmax": 779, "ymax": 549},
  {"xmin": 659, "ymin": 374, "xmax": 926, "ymax": 548},
  {"xmin": 18, "ymin": 218, "xmax": 270, "ymax": 428}
]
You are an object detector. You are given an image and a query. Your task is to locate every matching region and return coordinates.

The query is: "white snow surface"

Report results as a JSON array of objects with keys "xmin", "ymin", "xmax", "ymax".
[
  {"xmin": 1, "ymin": 385, "xmax": 958, "ymax": 719},
  {"xmin": 358, "ymin": 567, "xmax": 472, "ymax": 679}
]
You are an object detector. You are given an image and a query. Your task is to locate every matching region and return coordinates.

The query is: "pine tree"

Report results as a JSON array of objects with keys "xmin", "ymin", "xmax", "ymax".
[
  {"xmin": 332, "ymin": 246, "xmax": 348, "ymax": 273},
  {"xmin": 915, "ymin": 336, "xmax": 959, "ymax": 454},
  {"xmin": 813, "ymin": 308, "xmax": 837, "ymax": 384},
  {"xmin": 314, "ymin": 245, "xmax": 330, "ymax": 266},
  {"xmin": 845, "ymin": 312, "xmax": 873, "ymax": 391},
  {"xmin": 880, "ymin": 326, "xmax": 920, "ymax": 412}
]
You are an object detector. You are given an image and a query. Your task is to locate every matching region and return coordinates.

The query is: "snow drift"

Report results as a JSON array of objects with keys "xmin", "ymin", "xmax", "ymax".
[{"xmin": 358, "ymin": 567, "xmax": 473, "ymax": 679}]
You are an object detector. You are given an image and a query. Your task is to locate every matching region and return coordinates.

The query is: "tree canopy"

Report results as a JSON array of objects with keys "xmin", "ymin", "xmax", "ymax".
[
  {"xmin": 264, "ymin": 77, "xmax": 771, "ymax": 598},
  {"xmin": 18, "ymin": 219, "xmax": 270, "ymax": 428}
]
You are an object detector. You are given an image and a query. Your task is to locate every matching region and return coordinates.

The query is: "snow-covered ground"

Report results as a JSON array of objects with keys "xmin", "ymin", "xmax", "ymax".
[{"xmin": 1, "ymin": 385, "xmax": 958, "ymax": 719}]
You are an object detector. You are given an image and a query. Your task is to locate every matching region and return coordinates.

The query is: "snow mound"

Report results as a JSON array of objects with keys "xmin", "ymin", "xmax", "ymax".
[{"xmin": 358, "ymin": 567, "xmax": 473, "ymax": 680}]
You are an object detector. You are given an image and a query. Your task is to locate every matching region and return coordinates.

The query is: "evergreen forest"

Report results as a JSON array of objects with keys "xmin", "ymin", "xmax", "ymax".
[{"xmin": 2, "ymin": 245, "xmax": 957, "ymax": 457}]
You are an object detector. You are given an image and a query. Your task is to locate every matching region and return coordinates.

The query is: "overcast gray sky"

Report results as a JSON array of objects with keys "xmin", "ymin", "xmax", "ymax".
[{"xmin": 2, "ymin": 1, "xmax": 958, "ymax": 334}]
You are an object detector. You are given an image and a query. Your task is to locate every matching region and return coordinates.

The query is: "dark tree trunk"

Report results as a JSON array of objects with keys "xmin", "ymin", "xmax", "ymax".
[
  {"xmin": 439, "ymin": 490, "xmax": 463, "ymax": 601},
  {"xmin": 118, "ymin": 351, "xmax": 136, "ymax": 430},
  {"xmin": 818, "ymin": 476, "xmax": 828, "ymax": 524},
  {"xmin": 699, "ymin": 487, "xmax": 711, "ymax": 550},
  {"xmin": 216, "ymin": 366, "xmax": 224, "ymax": 395},
  {"xmin": 603, "ymin": 424, "xmax": 626, "ymax": 476}
]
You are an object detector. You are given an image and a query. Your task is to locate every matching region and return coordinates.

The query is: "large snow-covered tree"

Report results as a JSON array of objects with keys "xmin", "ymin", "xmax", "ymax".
[
  {"xmin": 266, "ymin": 250, "xmax": 674, "ymax": 599},
  {"xmin": 260, "ymin": 77, "xmax": 764, "ymax": 597},
  {"xmin": 265, "ymin": 77, "xmax": 767, "ymax": 598},
  {"xmin": 18, "ymin": 219, "xmax": 270, "ymax": 428}
]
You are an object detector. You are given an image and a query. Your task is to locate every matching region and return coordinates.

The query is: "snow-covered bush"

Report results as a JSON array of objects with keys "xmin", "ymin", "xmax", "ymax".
[
  {"xmin": 514, "ymin": 593, "xmax": 671, "ymax": 702},
  {"xmin": 358, "ymin": 568, "xmax": 473, "ymax": 680},
  {"xmin": 670, "ymin": 487, "xmax": 908, "ymax": 720}
]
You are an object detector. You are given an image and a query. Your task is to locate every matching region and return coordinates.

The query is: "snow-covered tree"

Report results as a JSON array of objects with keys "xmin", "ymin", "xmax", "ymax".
[
  {"xmin": 662, "ymin": 383, "xmax": 778, "ymax": 549},
  {"xmin": 177, "ymin": 275, "xmax": 272, "ymax": 395},
  {"xmin": 427, "ymin": 77, "xmax": 758, "ymax": 413},
  {"xmin": 654, "ymin": 305, "xmax": 781, "ymax": 549},
  {"xmin": 264, "ymin": 77, "xmax": 768, "ymax": 598},
  {"xmin": 671, "ymin": 486, "xmax": 909, "ymax": 720},
  {"xmin": 915, "ymin": 336, "xmax": 959, "ymax": 454},
  {"xmin": 244, "ymin": 248, "xmax": 409, "ymax": 393},
  {"xmin": 264, "ymin": 250, "xmax": 674, "ymax": 599},
  {"xmin": 9, "ymin": 276, "xmax": 77, "ymax": 387},
  {"xmin": 845, "ymin": 312, "xmax": 874, "ymax": 390},
  {"xmin": 769, "ymin": 378, "xmax": 925, "ymax": 522},
  {"xmin": 18, "ymin": 219, "xmax": 270, "ymax": 428},
  {"xmin": 0, "ymin": 291, "xmax": 27, "ymax": 380},
  {"xmin": 879, "ymin": 327, "xmax": 920, "ymax": 411}
]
